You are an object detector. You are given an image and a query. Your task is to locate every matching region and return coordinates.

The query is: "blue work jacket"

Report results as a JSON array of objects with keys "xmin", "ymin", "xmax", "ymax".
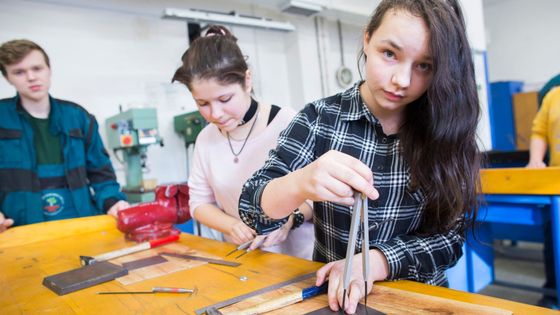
[{"xmin": 0, "ymin": 94, "xmax": 125, "ymax": 226}]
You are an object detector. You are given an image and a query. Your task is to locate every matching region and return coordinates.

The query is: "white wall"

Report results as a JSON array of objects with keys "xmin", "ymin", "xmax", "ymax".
[
  {"xmin": 460, "ymin": 0, "xmax": 491, "ymax": 150},
  {"xmin": 0, "ymin": 0, "xmax": 490, "ymax": 186},
  {"xmin": 0, "ymin": 0, "xmax": 297, "ymax": 185},
  {"xmin": 484, "ymin": 0, "xmax": 560, "ymax": 89}
]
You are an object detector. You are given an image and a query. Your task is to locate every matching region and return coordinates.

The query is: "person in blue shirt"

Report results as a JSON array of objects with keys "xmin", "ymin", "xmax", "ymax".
[{"xmin": 0, "ymin": 39, "xmax": 128, "ymax": 232}]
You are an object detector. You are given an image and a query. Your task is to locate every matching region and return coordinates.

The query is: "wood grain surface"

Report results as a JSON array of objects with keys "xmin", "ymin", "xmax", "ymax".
[
  {"xmin": 109, "ymin": 243, "xmax": 215, "ymax": 285},
  {"xmin": 0, "ymin": 215, "xmax": 556, "ymax": 314},
  {"xmin": 481, "ymin": 167, "xmax": 560, "ymax": 195},
  {"xmin": 218, "ymin": 278, "xmax": 512, "ymax": 315}
]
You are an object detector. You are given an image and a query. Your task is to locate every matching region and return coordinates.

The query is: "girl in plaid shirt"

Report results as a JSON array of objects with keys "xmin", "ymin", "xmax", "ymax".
[{"xmin": 239, "ymin": 0, "xmax": 480, "ymax": 313}]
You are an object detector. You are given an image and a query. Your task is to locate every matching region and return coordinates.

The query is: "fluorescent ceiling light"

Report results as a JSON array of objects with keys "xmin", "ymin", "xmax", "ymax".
[
  {"xmin": 281, "ymin": 0, "xmax": 322, "ymax": 17},
  {"xmin": 162, "ymin": 8, "xmax": 296, "ymax": 32}
]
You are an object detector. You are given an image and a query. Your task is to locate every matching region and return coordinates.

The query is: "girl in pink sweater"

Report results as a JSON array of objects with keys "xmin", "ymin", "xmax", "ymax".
[{"xmin": 171, "ymin": 25, "xmax": 314, "ymax": 260}]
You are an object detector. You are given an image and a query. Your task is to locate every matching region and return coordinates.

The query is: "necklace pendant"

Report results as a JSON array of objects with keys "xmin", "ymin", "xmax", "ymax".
[{"xmin": 234, "ymin": 157, "xmax": 239, "ymax": 163}]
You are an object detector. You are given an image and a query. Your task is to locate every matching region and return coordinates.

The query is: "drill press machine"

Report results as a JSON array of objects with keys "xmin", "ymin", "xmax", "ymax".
[
  {"xmin": 106, "ymin": 108, "xmax": 163, "ymax": 203},
  {"xmin": 173, "ymin": 110, "xmax": 206, "ymax": 148},
  {"xmin": 173, "ymin": 110, "xmax": 206, "ymax": 234}
]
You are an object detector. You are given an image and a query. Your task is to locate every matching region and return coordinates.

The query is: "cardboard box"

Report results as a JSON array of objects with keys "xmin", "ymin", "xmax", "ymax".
[{"xmin": 512, "ymin": 91, "xmax": 539, "ymax": 150}]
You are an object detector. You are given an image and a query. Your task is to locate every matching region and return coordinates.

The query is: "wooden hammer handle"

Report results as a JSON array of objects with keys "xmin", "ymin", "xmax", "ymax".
[
  {"xmin": 94, "ymin": 235, "xmax": 179, "ymax": 262},
  {"xmin": 94, "ymin": 242, "xmax": 150, "ymax": 262}
]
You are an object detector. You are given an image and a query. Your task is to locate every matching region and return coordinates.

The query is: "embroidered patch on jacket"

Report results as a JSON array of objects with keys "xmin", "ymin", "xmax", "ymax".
[{"xmin": 42, "ymin": 193, "xmax": 65, "ymax": 216}]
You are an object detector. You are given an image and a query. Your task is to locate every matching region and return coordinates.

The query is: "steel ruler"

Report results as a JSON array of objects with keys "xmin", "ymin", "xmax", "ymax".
[{"xmin": 194, "ymin": 271, "xmax": 316, "ymax": 315}]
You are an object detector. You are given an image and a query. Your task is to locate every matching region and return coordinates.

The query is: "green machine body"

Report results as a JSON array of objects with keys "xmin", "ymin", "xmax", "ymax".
[{"xmin": 105, "ymin": 108, "xmax": 163, "ymax": 203}]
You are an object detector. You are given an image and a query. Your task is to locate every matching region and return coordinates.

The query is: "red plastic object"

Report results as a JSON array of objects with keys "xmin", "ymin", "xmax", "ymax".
[
  {"xmin": 148, "ymin": 234, "xmax": 179, "ymax": 247},
  {"xmin": 117, "ymin": 184, "xmax": 191, "ymax": 242}
]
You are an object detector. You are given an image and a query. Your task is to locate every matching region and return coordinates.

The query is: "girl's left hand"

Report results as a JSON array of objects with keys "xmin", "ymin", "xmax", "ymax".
[
  {"xmin": 249, "ymin": 219, "xmax": 292, "ymax": 250},
  {"xmin": 249, "ymin": 223, "xmax": 291, "ymax": 250},
  {"xmin": 315, "ymin": 250, "xmax": 389, "ymax": 314},
  {"xmin": 263, "ymin": 220, "xmax": 293, "ymax": 248}
]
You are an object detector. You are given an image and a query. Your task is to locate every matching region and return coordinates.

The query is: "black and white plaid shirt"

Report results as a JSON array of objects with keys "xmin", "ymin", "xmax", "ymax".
[{"xmin": 239, "ymin": 82, "xmax": 463, "ymax": 286}]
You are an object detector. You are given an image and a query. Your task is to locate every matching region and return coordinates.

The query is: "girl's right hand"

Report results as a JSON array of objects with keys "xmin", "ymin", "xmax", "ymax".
[
  {"xmin": 296, "ymin": 150, "xmax": 379, "ymax": 206},
  {"xmin": 229, "ymin": 220, "xmax": 257, "ymax": 245}
]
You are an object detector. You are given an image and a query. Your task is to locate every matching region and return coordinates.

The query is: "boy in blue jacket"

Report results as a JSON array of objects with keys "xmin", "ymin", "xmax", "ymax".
[{"xmin": 0, "ymin": 39, "xmax": 128, "ymax": 232}]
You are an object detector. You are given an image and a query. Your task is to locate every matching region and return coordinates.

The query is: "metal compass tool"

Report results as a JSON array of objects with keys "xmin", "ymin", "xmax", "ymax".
[
  {"xmin": 341, "ymin": 191, "xmax": 370, "ymax": 313},
  {"xmin": 225, "ymin": 237, "xmax": 267, "ymax": 259}
]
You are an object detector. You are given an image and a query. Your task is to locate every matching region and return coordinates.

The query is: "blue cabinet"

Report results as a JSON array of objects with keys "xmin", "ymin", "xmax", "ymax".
[{"xmin": 489, "ymin": 81, "xmax": 523, "ymax": 150}]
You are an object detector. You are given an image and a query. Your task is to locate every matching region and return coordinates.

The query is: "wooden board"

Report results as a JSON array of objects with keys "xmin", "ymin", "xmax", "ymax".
[
  {"xmin": 363, "ymin": 285, "xmax": 511, "ymax": 315},
  {"xmin": 218, "ymin": 279, "xmax": 512, "ymax": 314},
  {"xmin": 480, "ymin": 167, "xmax": 560, "ymax": 195},
  {"xmin": 512, "ymin": 91, "xmax": 539, "ymax": 150},
  {"xmin": 109, "ymin": 243, "xmax": 225, "ymax": 285}
]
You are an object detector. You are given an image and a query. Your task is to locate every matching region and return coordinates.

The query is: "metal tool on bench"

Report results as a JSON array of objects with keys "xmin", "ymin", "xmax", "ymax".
[
  {"xmin": 225, "ymin": 240, "xmax": 252, "ymax": 258},
  {"xmin": 195, "ymin": 272, "xmax": 316, "ymax": 315},
  {"xmin": 225, "ymin": 236, "xmax": 267, "ymax": 259},
  {"xmin": 159, "ymin": 252, "xmax": 241, "ymax": 267},
  {"xmin": 43, "ymin": 261, "xmax": 128, "ymax": 296},
  {"xmin": 97, "ymin": 286, "xmax": 196, "ymax": 294},
  {"xmin": 79, "ymin": 234, "xmax": 179, "ymax": 266},
  {"xmin": 341, "ymin": 191, "xmax": 370, "ymax": 312},
  {"xmin": 227, "ymin": 282, "xmax": 328, "ymax": 315}
]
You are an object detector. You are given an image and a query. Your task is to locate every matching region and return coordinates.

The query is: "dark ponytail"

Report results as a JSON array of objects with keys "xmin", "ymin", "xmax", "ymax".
[{"xmin": 172, "ymin": 25, "xmax": 248, "ymax": 90}]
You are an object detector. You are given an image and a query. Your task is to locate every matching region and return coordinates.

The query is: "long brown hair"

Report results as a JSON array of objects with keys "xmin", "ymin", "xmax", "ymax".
[
  {"xmin": 360, "ymin": 0, "xmax": 480, "ymax": 234},
  {"xmin": 172, "ymin": 25, "xmax": 248, "ymax": 90}
]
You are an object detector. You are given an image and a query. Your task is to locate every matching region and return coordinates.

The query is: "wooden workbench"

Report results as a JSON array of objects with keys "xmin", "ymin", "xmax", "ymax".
[
  {"xmin": 0, "ymin": 215, "xmax": 555, "ymax": 314},
  {"xmin": 481, "ymin": 166, "xmax": 560, "ymax": 194},
  {"xmin": 466, "ymin": 167, "xmax": 560, "ymax": 302}
]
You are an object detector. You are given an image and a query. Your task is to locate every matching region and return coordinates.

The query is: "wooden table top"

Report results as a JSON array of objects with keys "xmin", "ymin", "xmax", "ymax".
[
  {"xmin": 481, "ymin": 167, "xmax": 560, "ymax": 195},
  {"xmin": 0, "ymin": 215, "xmax": 556, "ymax": 314}
]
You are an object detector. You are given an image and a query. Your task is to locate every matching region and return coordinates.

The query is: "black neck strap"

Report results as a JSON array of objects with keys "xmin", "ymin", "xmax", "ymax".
[{"xmin": 239, "ymin": 98, "xmax": 258, "ymax": 126}]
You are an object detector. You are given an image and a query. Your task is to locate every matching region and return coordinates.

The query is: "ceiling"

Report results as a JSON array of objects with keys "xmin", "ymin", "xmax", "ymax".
[
  {"xmin": 482, "ymin": 0, "xmax": 509, "ymax": 7},
  {"xmin": 229, "ymin": 0, "xmax": 380, "ymax": 25}
]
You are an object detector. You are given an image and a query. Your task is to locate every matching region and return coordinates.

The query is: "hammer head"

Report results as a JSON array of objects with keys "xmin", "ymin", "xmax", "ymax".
[{"xmin": 80, "ymin": 255, "xmax": 96, "ymax": 266}]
